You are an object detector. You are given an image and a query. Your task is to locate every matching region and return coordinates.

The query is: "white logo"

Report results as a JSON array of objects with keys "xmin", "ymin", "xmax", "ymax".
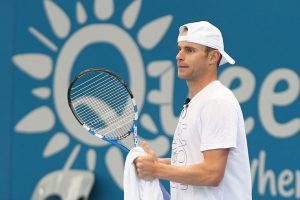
[{"xmin": 12, "ymin": 0, "xmax": 179, "ymax": 190}]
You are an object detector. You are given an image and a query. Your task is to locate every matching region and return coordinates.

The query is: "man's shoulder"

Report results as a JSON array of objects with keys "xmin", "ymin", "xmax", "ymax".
[{"xmin": 204, "ymin": 81, "xmax": 238, "ymax": 103}]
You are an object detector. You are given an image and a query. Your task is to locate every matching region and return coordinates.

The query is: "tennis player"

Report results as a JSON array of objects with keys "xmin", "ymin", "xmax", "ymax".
[{"xmin": 134, "ymin": 21, "xmax": 252, "ymax": 200}]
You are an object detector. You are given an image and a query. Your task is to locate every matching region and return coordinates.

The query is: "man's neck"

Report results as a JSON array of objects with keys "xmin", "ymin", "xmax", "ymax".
[{"xmin": 187, "ymin": 74, "xmax": 217, "ymax": 99}]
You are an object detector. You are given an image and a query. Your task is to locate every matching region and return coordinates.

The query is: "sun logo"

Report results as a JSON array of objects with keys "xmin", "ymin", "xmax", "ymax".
[{"xmin": 12, "ymin": 0, "xmax": 175, "ymax": 190}]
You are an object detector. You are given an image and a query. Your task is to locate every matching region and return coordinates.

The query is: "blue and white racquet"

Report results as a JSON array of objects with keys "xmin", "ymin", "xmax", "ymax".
[
  {"xmin": 68, "ymin": 68, "xmax": 139, "ymax": 152},
  {"xmin": 68, "ymin": 68, "xmax": 170, "ymax": 199}
]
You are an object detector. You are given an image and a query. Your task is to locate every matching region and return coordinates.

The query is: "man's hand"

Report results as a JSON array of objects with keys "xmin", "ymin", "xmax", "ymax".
[{"xmin": 134, "ymin": 141, "xmax": 158, "ymax": 180}]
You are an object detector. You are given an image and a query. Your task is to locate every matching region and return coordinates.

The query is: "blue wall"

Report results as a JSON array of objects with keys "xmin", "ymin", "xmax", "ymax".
[{"xmin": 0, "ymin": 0, "xmax": 299, "ymax": 199}]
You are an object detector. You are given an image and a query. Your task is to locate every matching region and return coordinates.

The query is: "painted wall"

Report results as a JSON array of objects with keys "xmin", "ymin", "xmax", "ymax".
[{"xmin": 0, "ymin": 0, "xmax": 299, "ymax": 199}]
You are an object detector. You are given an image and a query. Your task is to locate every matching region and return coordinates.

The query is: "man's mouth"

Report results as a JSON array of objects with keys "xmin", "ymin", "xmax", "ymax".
[{"xmin": 177, "ymin": 63, "xmax": 188, "ymax": 68}]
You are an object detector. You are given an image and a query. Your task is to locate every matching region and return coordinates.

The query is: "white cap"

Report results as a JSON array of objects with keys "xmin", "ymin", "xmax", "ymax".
[{"xmin": 178, "ymin": 21, "xmax": 235, "ymax": 66}]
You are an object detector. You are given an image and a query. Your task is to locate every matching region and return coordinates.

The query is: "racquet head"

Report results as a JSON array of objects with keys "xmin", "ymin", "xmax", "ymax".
[{"xmin": 68, "ymin": 68, "xmax": 138, "ymax": 151}]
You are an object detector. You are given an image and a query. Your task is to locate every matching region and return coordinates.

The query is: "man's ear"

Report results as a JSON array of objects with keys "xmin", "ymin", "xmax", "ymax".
[{"xmin": 209, "ymin": 51, "xmax": 221, "ymax": 65}]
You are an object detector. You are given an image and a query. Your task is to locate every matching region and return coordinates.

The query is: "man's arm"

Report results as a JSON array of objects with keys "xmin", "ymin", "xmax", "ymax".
[
  {"xmin": 135, "ymin": 142, "xmax": 229, "ymax": 186},
  {"xmin": 158, "ymin": 158, "xmax": 171, "ymax": 165}
]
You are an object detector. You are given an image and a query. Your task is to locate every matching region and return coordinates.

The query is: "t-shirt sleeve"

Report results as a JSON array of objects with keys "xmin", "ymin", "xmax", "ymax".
[{"xmin": 199, "ymin": 98, "xmax": 238, "ymax": 152}]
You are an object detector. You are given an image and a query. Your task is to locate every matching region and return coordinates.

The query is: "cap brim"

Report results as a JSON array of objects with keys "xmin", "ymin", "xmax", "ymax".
[{"xmin": 219, "ymin": 50, "xmax": 235, "ymax": 66}]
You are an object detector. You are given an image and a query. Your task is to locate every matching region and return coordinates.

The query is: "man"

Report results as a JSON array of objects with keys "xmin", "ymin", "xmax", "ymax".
[{"xmin": 135, "ymin": 21, "xmax": 252, "ymax": 199}]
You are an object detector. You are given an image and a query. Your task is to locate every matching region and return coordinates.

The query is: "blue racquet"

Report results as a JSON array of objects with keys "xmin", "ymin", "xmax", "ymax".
[
  {"xmin": 68, "ymin": 68, "xmax": 139, "ymax": 152},
  {"xmin": 68, "ymin": 68, "xmax": 170, "ymax": 199}
]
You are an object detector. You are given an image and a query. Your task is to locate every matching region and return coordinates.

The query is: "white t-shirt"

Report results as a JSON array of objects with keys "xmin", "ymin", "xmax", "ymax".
[{"xmin": 171, "ymin": 80, "xmax": 252, "ymax": 200}]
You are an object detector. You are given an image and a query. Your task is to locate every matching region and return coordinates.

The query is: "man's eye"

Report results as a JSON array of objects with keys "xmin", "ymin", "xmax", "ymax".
[{"xmin": 186, "ymin": 48, "xmax": 194, "ymax": 53}]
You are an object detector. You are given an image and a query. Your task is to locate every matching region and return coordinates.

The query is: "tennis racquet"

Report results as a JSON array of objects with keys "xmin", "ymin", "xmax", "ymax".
[
  {"xmin": 67, "ymin": 68, "xmax": 139, "ymax": 152},
  {"xmin": 68, "ymin": 68, "xmax": 170, "ymax": 199}
]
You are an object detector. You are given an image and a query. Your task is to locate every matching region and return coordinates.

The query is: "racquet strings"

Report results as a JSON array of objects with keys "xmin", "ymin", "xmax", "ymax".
[{"xmin": 69, "ymin": 71, "xmax": 136, "ymax": 148}]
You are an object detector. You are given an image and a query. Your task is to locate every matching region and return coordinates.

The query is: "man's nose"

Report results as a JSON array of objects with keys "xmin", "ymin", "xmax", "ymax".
[{"xmin": 176, "ymin": 50, "xmax": 184, "ymax": 61}]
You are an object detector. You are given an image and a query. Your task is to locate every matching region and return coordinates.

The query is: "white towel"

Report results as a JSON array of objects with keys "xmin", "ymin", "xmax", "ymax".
[{"xmin": 124, "ymin": 146, "xmax": 164, "ymax": 200}]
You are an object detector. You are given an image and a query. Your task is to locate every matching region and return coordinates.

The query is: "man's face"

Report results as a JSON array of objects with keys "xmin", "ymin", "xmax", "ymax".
[{"xmin": 176, "ymin": 41, "xmax": 210, "ymax": 81}]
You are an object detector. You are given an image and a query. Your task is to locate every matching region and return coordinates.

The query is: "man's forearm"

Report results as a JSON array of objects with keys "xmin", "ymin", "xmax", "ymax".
[
  {"xmin": 158, "ymin": 158, "xmax": 171, "ymax": 165},
  {"xmin": 154, "ymin": 162, "xmax": 222, "ymax": 186},
  {"xmin": 154, "ymin": 149, "xmax": 229, "ymax": 186}
]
